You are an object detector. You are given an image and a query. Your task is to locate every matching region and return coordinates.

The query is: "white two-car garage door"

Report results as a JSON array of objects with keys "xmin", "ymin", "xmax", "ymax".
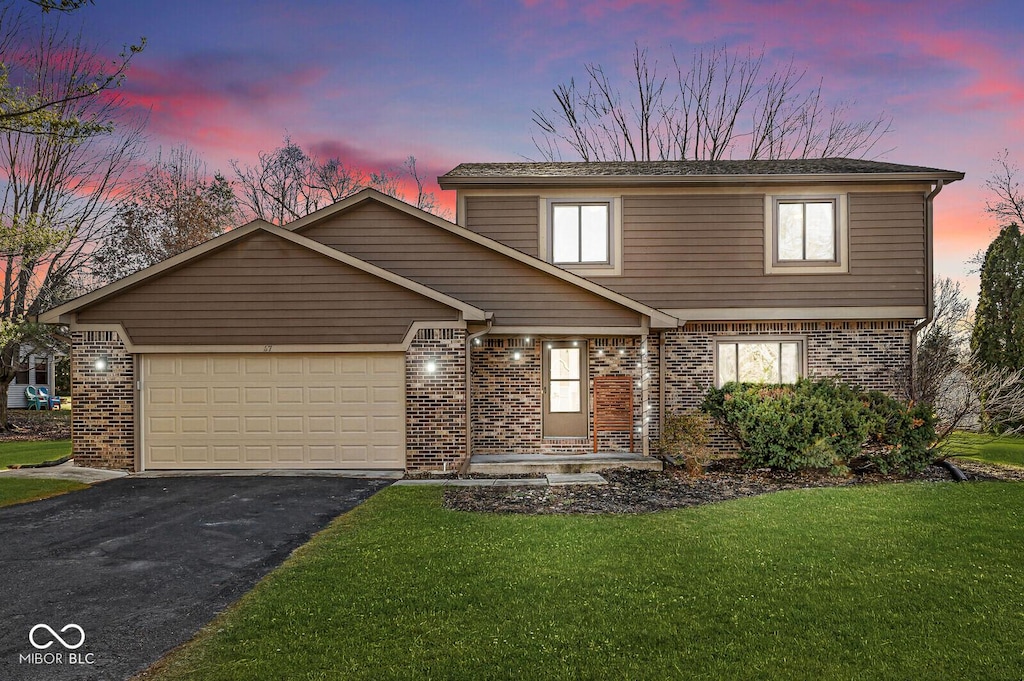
[{"xmin": 142, "ymin": 353, "xmax": 405, "ymax": 470}]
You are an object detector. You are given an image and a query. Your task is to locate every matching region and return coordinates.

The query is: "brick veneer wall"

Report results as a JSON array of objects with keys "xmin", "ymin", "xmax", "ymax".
[
  {"xmin": 653, "ymin": 321, "xmax": 914, "ymax": 452},
  {"xmin": 71, "ymin": 330, "xmax": 135, "ymax": 470},
  {"xmin": 405, "ymin": 328, "xmax": 466, "ymax": 470},
  {"xmin": 471, "ymin": 337, "xmax": 646, "ymax": 454}
]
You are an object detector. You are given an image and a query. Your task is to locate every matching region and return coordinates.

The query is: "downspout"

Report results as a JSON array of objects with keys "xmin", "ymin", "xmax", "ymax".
[
  {"xmin": 462, "ymin": 318, "xmax": 492, "ymax": 474},
  {"xmin": 659, "ymin": 331, "xmax": 666, "ymax": 443},
  {"xmin": 909, "ymin": 180, "xmax": 944, "ymax": 400}
]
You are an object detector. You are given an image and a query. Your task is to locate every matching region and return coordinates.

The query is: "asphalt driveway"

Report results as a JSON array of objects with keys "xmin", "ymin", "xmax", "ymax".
[{"xmin": 0, "ymin": 475, "xmax": 392, "ymax": 680}]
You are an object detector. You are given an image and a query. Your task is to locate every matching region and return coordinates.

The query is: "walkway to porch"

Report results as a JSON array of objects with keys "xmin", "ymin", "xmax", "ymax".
[{"xmin": 466, "ymin": 452, "xmax": 662, "ymax": 476}]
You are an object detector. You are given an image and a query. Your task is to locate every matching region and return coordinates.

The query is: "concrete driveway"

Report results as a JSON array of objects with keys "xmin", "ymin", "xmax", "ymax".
[{"xmin": 0, "ymin": 475, "xmax": 392, "ymax": 680}]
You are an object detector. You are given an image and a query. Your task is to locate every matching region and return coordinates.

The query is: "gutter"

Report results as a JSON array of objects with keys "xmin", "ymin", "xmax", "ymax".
[
  {"xmin": 909, "ymin": 179, "xmax": 944, "ymax": 400},
  {"xmin": 439, "ymin": 171, "xmax": 965, "ymax": 190},
  {"xmin": 462, "ymin": 320, "xmax": 492, "ymax": 473}
]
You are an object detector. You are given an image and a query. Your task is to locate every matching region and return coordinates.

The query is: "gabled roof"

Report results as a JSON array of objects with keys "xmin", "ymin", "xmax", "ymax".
[
  {"xmin": 40, "ymin": 220, "xmax": 488, "ymax": 324},
  {"xmin": 286, "ymin": 188, "xmax": 678, "ymax": 329},
  {"xmin": 438, "ymin": 158, "xmax": 965, "ymax": 188}
]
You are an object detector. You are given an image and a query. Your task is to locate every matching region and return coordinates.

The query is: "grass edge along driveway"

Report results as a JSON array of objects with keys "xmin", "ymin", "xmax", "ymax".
[{"xmin": 141, "ymin": 482, "xmax": 1024, "ymax": 681}]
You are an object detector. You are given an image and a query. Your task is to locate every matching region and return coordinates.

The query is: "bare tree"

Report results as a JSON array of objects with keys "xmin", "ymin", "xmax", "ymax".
[
  {"xmin": 0, "ymin": 2, "xmax": 144, "ymax": 135},
  {"xmin": 92, "ymin": 145, "xmax": 237, "ymax": 283},
  {"xmin": 912, "ymin": 277, "xmax": 971, "ymax": 406},
  {"xmin": 984, "ymin": 150, "xmax": 1024, "ymax": 227},
  {"xmin": 929, "ymin": 359, "xmax": 1024, "ymax": 456},
  {"xmin": 0, "ymin": 15, "xmax": 143, "ymax": 429},
  {"xmin": 231, "ymin": 136, "xmax": 367, "ymax": 225},
  {"xmin": 532, "ymin": 43, "xmax": 892, "ymax": 162},
  {"xmin": 232, "ymin": 139, "xmax": 450, "ymax": 224}
]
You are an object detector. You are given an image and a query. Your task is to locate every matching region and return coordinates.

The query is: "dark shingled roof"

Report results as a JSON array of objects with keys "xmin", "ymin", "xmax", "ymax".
[{"xmin": 440, "ymin": 158, "xmax": 962, "ymax": 179}]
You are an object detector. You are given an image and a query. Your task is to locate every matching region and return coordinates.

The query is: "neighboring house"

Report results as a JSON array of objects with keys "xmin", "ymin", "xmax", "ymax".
[
  {"xmin": 40, "ymin": 159, "xmax": 963, "ymax": 472},
  {"xmin": 5, "ymin": 346, "xmax": 60, "ymax": 409}
]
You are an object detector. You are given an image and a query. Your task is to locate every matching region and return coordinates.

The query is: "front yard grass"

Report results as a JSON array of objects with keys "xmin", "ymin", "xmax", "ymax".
[
  {"xmin": 0, "ymin": 478, "xmax": 87, "ymax": 507},
  {"xmin": 0, "ymin": 439, "xmax": 71, "ymax": 469},
  {"xmin": 945, "ymin": 431, "xmax": 1024, "ymax": 468},
  {"xmin": 144, "ymin": 482, "xmax": 1024, "ymax": 681}
]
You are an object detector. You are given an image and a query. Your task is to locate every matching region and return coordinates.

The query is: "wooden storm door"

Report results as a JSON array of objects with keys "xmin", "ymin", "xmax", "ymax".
[{"xmin": 543, "ymin": 341, "xmax": 588, "ymax": 438}]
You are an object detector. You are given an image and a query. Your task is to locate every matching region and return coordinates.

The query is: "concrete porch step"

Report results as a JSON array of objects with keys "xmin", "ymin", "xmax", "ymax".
[{"xmin": 467, "ymin": 452, "xmax": 662, "ymax": 476}]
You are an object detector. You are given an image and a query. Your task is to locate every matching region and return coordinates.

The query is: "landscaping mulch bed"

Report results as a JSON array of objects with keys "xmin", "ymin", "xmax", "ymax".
[
  {"xmin": 443, "ymin": 458, "xmax": 1016, "ymax": 515},
  {"xmin": 0, "ymin": 409, "xmax": 71, "ymax": 442}
]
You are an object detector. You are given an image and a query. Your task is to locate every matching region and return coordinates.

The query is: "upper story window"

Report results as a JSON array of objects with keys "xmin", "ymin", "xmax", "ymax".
[
  {"xmin": 543, "ymin": 198, "xmax": 621, "ymax": 275},
  {"xmin": 765, "ymin": 193, "xmax": 848, "ymax": 274},
  {"xmin": 551, "ymin": 202, "xmax": 609, "ymax": 264},
  {"xmin": 777, "ymin": 200, "xmax": 836, "ymax": 261}
]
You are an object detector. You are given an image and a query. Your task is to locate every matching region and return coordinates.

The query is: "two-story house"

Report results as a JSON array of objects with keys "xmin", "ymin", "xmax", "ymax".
[{"xmin": 41, "ymin": 159, "xmax": 963, "ymax": 472}]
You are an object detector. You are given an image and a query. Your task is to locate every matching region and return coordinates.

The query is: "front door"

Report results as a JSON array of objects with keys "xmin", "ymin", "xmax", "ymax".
[{"xmin": 543, "ymin": 341, "xmax": 588, "ymax": 438}]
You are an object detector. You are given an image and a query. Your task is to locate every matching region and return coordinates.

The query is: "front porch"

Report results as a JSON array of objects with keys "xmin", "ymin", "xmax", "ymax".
[{"xmin": 466, "ymin": 452, "xmax": 662, "ymax": 476}]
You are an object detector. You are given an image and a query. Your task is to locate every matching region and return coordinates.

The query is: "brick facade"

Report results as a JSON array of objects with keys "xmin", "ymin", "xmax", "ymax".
[
  {"xmin": 405, "ymin": 328, "xmax": 466, "ymax": 470},
  {"xmin": 653, "ymin": 321, "xmax": 914, "ymax": 452},
  {"xmin": 71, "ymin": 331, "xmax": 135, "ymax": 470},
  {"xmin": 470, "ymin": 336, "xmax": 646, "ymax": 454},
  {"xmin": 68, "ymin": 321, "xmax": 914, "ymax": 470}
]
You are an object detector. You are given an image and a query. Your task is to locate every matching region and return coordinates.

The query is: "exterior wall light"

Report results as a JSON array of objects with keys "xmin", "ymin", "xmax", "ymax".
[
  {"xmin": 473, "ymin": 338, "xmax": 482, "ymax": 345},
  {"xmin": 511, "ymin": 350, "xmax": 522, "ymax": 361},
  {"xmin": 94, "ymin": 356, "xmax": 109, "ymax": 372},
  {"xmin": 425, "ymin": 360, "xmax": 437, "ymax": 373},
  {"xmin": 618, "ymin": 348, "xmax": 626, "ymax": 355}
]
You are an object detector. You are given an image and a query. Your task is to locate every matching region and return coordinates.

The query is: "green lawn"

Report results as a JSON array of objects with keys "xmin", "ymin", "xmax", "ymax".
[
  {"xmin": 944, "ymin": 431, "xmax": 1024, "ymax": 468},
  {"xmin": 0, "ymin": 439, "xmax": 71, "ymax": 469},
  {"xmin": 0, "ymin": 478, "xmax": 87, "ymax": 507},
  {"xmin": 145, "ymin": 483, "xmax": 1024, "ymax": 681}
]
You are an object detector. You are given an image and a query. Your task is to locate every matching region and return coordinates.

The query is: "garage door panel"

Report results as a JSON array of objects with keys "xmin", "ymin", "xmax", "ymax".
[
  {"xmin": 211, "ymin": 387, "xmax": 240, "ymax": 404},
  {"xmin": 143, "ymin": 353, "xmax": 405, "ymax": 469},
  {"xmin": 212, "ymin": 445, "xmax": 241, "ymax": 463},
  {"xmin": 276, "ymin": 386, "xmax": 304, "ymax": 404},
  {"xmin": 244, "ymin": 416, "xmax": 271, "ymax": 434}
]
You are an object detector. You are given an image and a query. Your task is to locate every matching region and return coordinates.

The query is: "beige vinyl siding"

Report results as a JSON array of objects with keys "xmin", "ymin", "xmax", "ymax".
[
  {"xmin": 595, "ymin": 192, "xmax": 926, "ymax": 309},
  {"xmin": 464, "ymin": 196, "xmax": 539, "ymax": 257},
  {"xmin": 299, "ymin": 201, "xmax": 642, "ymax": 328},
  {"xmin": 77, "ymin": 231, "xmax": 459, "ymax": 345}
]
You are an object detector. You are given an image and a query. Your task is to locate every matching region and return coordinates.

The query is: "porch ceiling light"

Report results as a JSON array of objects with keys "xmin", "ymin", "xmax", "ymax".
[{"xmin": 94, "ymin": 356, "xmax": 109, "ymax": 372}]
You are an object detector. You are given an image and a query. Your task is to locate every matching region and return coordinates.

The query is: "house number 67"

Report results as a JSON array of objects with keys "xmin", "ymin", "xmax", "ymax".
[{"xmin": 263, "ymin": 345, "xmax": 273, "ymax": 352}]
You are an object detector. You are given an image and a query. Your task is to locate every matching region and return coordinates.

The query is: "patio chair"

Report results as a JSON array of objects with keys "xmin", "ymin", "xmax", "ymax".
[
  {"xmin": 24, "ymin": 386, "xmax": 47, "ymax": 410},
  {"xmin": 37, "ymin": 386, "xmax": 62, "ymax": 410}
]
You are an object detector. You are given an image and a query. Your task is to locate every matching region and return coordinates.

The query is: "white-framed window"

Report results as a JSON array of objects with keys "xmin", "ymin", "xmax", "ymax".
[
  {"xmin": 777, "ymin": 199, "xmax": 836, "ymax": 261},
  {"xmin": 551, "ymin": 202, "xmax": 610, "ymax": 265},
  {"xmin": 716, "ymin": 339, "xmax": 803, "ymax": 387},
  {"xmin": 765, "ymin": 194, "xmax": 848, "ymax": 274}
]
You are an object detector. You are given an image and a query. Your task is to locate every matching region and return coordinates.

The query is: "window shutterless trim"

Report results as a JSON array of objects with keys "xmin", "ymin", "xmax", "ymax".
[
  {"xmin": 549, "ymin": 201, "xmax": 611, "ymax": 265},
  {"xmin": 540, "ymin": 197, "xmax": 622, "ymax": 276},
  {"xmin": 764, "ymin": 194, "xmax": 849, "ymax": 274},
  {"xmin": 713, "ymin": 336, "xmax": 807, "ymax": 387}
]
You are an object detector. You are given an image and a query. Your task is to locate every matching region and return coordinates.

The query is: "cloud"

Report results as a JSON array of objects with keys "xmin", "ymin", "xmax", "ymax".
[{"xmin": 111, "ymin": 51, "xmax": 327, "ymax": 160}]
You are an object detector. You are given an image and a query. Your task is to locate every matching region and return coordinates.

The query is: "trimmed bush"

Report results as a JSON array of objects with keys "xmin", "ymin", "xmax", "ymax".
[
  {"xmin": 654, "ymin": 410, "xmax": 713, "ymax": 476},
  {"xmin": 702, "ymin": 378, "xmax": 936, "ymax": 475}
]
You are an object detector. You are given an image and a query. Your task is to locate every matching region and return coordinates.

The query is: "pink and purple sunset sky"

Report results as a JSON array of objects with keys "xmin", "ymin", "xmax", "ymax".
[{"xmin": 76, "ymin": 0, "xmax": 1024, "ymax": 300}]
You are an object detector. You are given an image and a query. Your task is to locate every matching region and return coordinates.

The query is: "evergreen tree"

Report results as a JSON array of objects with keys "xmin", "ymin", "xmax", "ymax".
[{"xmin": 971, "ymin": 223, "xmax": 1024, "ymax": 372}]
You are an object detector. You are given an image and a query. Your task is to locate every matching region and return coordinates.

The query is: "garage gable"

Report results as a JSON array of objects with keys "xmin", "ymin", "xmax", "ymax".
[
  {"xmin": 70, "ymin": 228, "xmax": 471, "ymax": 346},
  {"xmin": 296, "ymin": 199, "xmax": 658, "ymax": 330}
]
